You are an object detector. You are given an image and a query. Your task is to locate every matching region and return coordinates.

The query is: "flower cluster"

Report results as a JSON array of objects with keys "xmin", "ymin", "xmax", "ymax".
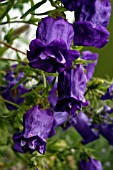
[{"xmin": 12, "ymin": 0, "xmax": 112, "ymax": 169}]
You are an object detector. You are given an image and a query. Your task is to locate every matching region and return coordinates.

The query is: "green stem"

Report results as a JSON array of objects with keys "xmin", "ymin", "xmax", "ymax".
[
  {"xmin": 0, "ymin": 98, "xmax": 19, "ymax": 109},
  {"xmin": 0, "ymin": 20, "xmax": 37, "ymax": 26},
  {"xmin": 0, "ymin": 57, "xmax": 28, "ymax": 63},
  {"xmin": 0, "ymin": 40, "xmax": 26, "ymax": 55},
  {"xmin": 42, "ymin": 71, "xmax": 47, "ymax": 88}
]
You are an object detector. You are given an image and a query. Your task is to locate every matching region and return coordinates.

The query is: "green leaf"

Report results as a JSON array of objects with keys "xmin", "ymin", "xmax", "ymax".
[
  {"xmin": 0, "ymin": 1, "xmax": 15, "ymax": 21},
  {"xmin": 21, "ymin": 0, "xmax": 47, "ymax": 19}
]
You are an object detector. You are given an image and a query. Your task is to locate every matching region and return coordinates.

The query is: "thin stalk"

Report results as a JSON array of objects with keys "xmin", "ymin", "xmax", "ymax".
[
  {"xmin": 0, "ymin": 98, "xmax": 19, "ymax": 109},
  {"xmin": 0, "ymin": 58, "xmax": 28, "ymax": 63},
  {"xmin": 0, "ymin": 40, "xmax": 26, "ymax": 55}
]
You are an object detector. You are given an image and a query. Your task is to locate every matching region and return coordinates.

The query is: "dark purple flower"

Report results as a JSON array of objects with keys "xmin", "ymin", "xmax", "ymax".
[
  {"xmin": 73, "ymin": 0, "xmax": 111, "ymax": 48},
  {"xmin": 61, "ymin": 0, "xmax": 93, "ymax": 11},
  {"xmin": 73, "ymin": 21, "xmax": 109, "ymax": 48},
  {"xmin": 55, "ymin": 65, "xmax": 88, "ymax": 113},
  {"xmin": 27, "ymin": 17, "xmax": 79, "ymax": 73},
  {"xmin": 70, "ymin": 112, "xmax": 99, "ymax": 144},
  {"xmin": 13, "ymin": 105, "xmax": 55, "ymax": 154},
  {"xmin": 75, "ymin": 0, "xmax": 111, "ymax": 27},
  {"xmin": 81, "ymin": 51, "xmax": 98, "ymax": 81},
  {"xmin": 76, "ymin": 0, "xmax": 111, "ymax": 28},
  {"xmin": 79, "ymin": 157, "xmax": 103, "ymax": 170},
  {"xmin": 101, "ymin": 84, "xmax": 113, "ymax": 100},
  {"xmin": 99, "ymin": 123, "xmax": 113, "ymax": 145}
]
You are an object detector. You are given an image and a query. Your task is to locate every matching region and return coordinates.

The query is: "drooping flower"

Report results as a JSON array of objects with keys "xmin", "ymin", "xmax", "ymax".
[
  {"xmin": 99, "ymin": 123, "xmax": 113, "ymax": 145},
  {"xmin": 75, "ymin": 0, "xmax": 111, "ymax": 28},
  {"xmin": 81, "ymin": 51, "xmax": 98, "ymax": 81},
  {"xmin": 61, "ymin": 0, "xmax": 93, "ymax": 11},
  {"xmin": 79, "ymin": 157, "xmax": 103, "ymax": 170},
  {"xmin": 54, "ymin": 111, "xmax": 68, "ymax": 126},
  {"xmin": 73, "ymin": 21, "xmax": 110, "ymax": 48},
  {"xmin": 27, "ymin": 16, "xmax": 79, "ymax": 73},
  {"xmin": 73, "ymin": 0, "xmax": 111, "ymax": 48},
  {"xmin": 101, "ymin": 84, "xmax": 113, "ymax": 100},
  {"xmin": 70, "ymin": 112, "xmax": 99, "ymax": 144},
  {"xmin": 2, "ymin": 83, "xmax": 28, "ymax": 110},
  {"xmin": 55, "ymin": 65, "xmax": 88, "ymax": 113},
  {"xmin": 0, "ymin": 65, "xmax": 28, "ymax": 110},
  {"xmin": 13, "ymin": 105, "xmax": 55, "ymax": 154}
]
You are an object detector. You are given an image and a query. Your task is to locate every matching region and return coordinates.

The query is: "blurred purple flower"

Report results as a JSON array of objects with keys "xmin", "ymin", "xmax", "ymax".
[
  {"xmin": 2, "ymin": 83, "xmax": 28, "ymax": 110},
  {"xmin": 55, "ymin": 65, "xmax": 88, "ymax": 113},
  {"xmin": 70, "ymin": 112, "xmax": 99, "ymax": 144},
  {"xmin": 27, "ymin": 17, "xmax": 79, "ymax": 73},
  {"xmin": 13, "ymin": 105, "xmax": 55, "ymax": 154},
  {"xmin": 101, "ymin": 84, "xmax": 113, "ymax": 100},
  {"xmin": 99, "ymin": 123, "xmax": 113, "ymax": 145},
  {"xmin": 1, "ymin": 65, "xmax": 28, "ymax": 110},
  {"xmin": 104, "ymin": 105, "xmax": 113, "ymax": 114},
  {"xmin": 79, "ymin": 157, "xmax": 103, "ymax": 170},
  {"xmin": 81, "ymin": 51, "xmax": 98, "ymax": 81}
]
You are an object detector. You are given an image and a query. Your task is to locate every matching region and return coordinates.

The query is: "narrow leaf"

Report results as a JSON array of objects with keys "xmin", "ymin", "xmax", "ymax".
[{"xmin": 21, "ymin": 0, "xmax": 47, "ymax": 19}]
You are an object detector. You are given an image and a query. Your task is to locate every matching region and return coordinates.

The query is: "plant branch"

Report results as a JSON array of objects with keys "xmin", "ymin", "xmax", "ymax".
[
  {"xmin": 0, "ymin": 98, "xmax": 19, "ymax": 109},
  {"xmin": 0, "ymin": 40, "xmax": 26, "ymax": 55},
  {"xmin": 0, "ymin": 20, "xmax": 37, "ymax": 26},
  {"xmin": 0, "ymin": 57, "xmax": 28, "ymax": 63}
]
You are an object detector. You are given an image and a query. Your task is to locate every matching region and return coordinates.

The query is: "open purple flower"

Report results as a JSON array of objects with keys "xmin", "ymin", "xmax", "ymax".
[
  {"xmin": 27, "ymin": 17, "xmax": 79, "ymax": 73},
  {"xmin": 79, "ymin": 157, "xmax": 103, "ymax": 170},
  {"xmin": 81, "ymin": 51, "xmax": 98, "ymax": 81},
  {"xmin": 55, "ymin": 65, "xmax": 88, "ymax": 113},
  {"xmin": 73, "ymin": 0, "xmax": 111, "ymax": 48},
  {"xmin": 70, "ymin": 112, "xmax": 99, "ymax": 144},
  {"xmin": 101, "ymin": 84, "xmax": 113, "ymax": 100},
  {"xmin": 13, "ymin": 105, "xmax": 55, "ymax": 154}
]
